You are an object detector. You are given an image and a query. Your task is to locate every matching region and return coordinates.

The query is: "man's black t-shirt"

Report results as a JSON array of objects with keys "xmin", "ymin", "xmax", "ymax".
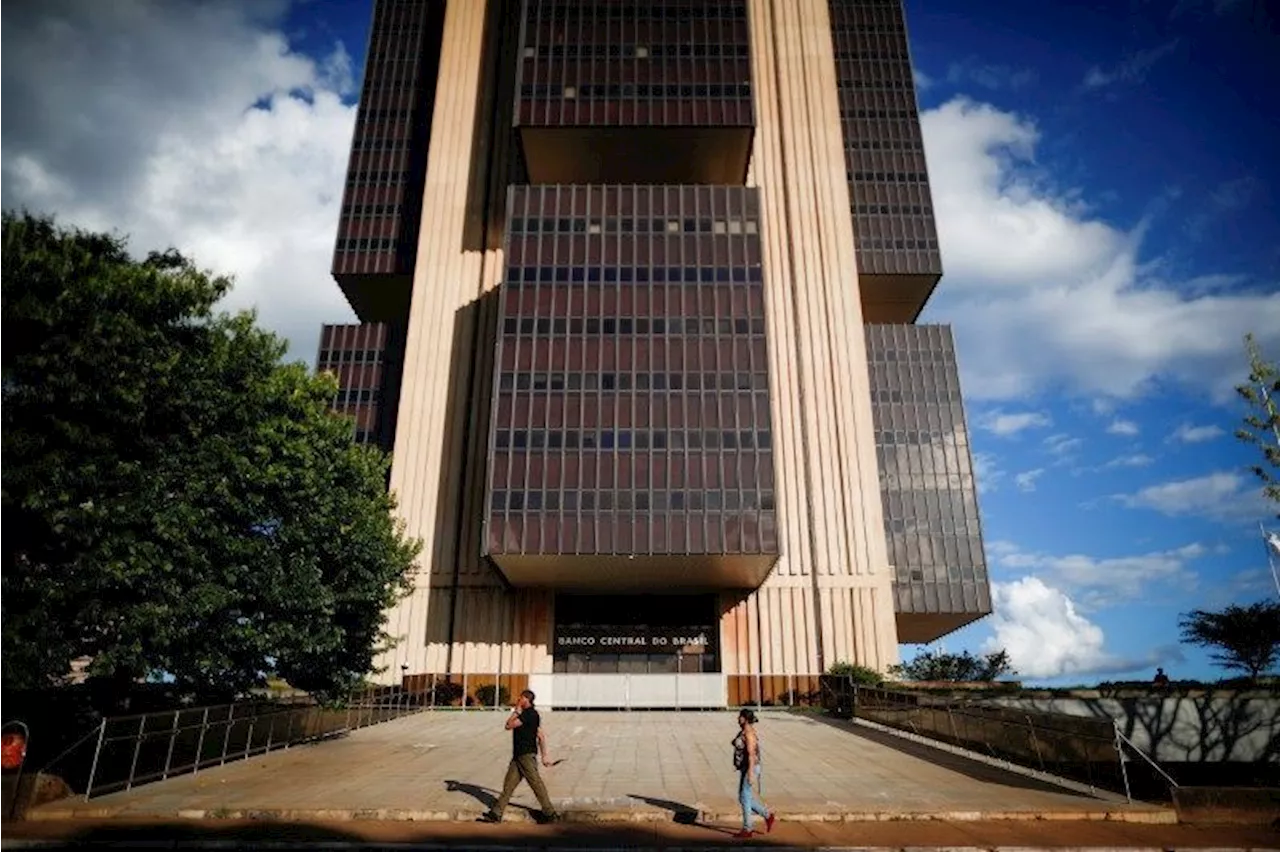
[{"xmin": 513, "ymin": 708, "xmax": 540, "ymax": 757}]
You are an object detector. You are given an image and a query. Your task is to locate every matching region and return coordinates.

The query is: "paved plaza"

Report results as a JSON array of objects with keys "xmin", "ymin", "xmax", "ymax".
[{"xmin": 31, "ymin": 711, "xmax": 1171, "ymax": 824}]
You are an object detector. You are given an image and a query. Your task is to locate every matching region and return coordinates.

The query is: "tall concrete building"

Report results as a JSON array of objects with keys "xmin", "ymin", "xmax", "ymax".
[{"xmin": 319, "ymin": 0, "xmax": 990, "ymax": 708}]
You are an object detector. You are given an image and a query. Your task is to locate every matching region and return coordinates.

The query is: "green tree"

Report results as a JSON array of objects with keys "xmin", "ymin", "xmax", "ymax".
[
  {"xmin": 825, "ymin": 661, "xmax": 884, "ymax": 685},
  {"xmin": 1179, "ymin": 602, "xmax": 1280, "ymax": 682},
  {"xmin": 2, "ymin": 212, "xmax": 418, "ymax": 704},
  {"xmin": 1236, "ymin": 333, "xmax": 1280, "ymax": 518},
  {"xmin": 889, "ymin": 649, "xmax": 1014, "ymax": 682}
]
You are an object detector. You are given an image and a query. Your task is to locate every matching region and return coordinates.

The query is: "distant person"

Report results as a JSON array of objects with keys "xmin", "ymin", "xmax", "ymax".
[
  {"xmin": 731, "ymin": 709, "xmax": 775, "ymax": 838},
  {"xmin": 1152, "ymin": 667, "xmax": 1170, "ymax": 688},
  {"xmin": 477, "ymin": 690, "xmax": 559, "ymax": 824}
]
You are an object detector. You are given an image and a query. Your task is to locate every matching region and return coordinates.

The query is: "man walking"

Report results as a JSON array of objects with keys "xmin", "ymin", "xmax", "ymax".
[{"xmin": 478, "ymin": 689, "xmax": 560, "ymax": 823}]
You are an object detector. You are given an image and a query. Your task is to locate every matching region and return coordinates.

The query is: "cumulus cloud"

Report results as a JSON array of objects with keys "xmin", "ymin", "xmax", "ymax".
[
  {"xmin": 1, "ymin": 0, "xmax": 358, "ymax": 365},
  {"xmin": 1115, "ymin": 471, "xmax": 1269, "ymax": 523},
  {"xmin": 1169, "ymin": 423, "xmax": 1226, "ymax": 443},
  {"xmin": 971, "ymin": 451, "xmax": 1004, "ymax": 493},
  {"xmin": 990, "ymin": 540, "xmax": 1206, "ymax": 608},
  {"xmin": 1107, "ymin": 419, "xmax": 1140, "ymax": 436},
  {"xmin": 918, "ymin": 98, "xmax": 1280, "ymax": 402},
  {"xmin": 1044, "ymin": 433, "xmax": 1083, "ymax": 458},
  {"xmin": 984, "ymin": 578, "xmax": 1117, "ymax": 678},
  {"xmin": 978, "ymin": 409, "xmax": 1052, "ymax": 437}
]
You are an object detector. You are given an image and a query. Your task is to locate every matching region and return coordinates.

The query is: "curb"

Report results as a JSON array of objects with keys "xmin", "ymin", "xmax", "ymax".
[{"xmin": 25, "ymin": 807, "xmax": 1180, "ymax": 825}]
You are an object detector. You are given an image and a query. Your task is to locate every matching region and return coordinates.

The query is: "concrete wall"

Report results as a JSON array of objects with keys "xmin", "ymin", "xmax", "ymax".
[{"xmin": 988, "ymin": 694, "xmax": 1280, "ymax": 763}]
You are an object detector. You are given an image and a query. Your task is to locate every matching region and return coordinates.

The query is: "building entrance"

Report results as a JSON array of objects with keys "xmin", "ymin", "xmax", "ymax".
[
  {"xmin": 541, "ymin": 594, "xmax": 724, "ymax": 708},
  {"xmin": 552, "ymin": 594, "xmax": 719, "ymax": 674}
]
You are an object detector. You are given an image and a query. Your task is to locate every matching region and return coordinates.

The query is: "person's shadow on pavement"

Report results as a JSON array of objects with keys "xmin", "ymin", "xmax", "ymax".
[
  {"xmin": 628, "ymin": 793, "xmax": 736, "ymax": 834},
  {"xmin": 444, "ymin": 779, "xmax": 536, "ymax": 818}
]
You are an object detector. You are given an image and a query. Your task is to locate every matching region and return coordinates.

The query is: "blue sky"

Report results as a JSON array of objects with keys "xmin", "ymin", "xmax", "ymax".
[{"xmin": 3, "ymin": 0, "xmax": 1277, "ymax": 685}]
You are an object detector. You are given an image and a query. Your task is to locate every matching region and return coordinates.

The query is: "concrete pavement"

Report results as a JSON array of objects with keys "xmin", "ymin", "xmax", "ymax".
[{"xmin": 28, "ymin": 710, "xmax": 1172, "ymax": 825}]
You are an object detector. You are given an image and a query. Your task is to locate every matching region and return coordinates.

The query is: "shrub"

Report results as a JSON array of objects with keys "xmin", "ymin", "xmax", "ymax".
[
  {"xmin": 473, "ymin": 684, "xmax": 510, "ymax": 708},
  {"xmin": 826, "ymin": 661, "xmax": 883, "ymax": 685}
]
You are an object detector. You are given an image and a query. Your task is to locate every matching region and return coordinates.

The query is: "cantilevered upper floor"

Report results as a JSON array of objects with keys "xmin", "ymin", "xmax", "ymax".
[{"xmin": 514, "ymin": 0, "xmax": 755, "ymax": 185}]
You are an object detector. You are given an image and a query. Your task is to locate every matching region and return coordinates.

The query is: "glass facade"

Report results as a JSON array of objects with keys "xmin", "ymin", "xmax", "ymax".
[
  {"xmin": 332, "ymin": 0, "xmax": 445, "ymax": 319},
  {"xmin": 516, "ymin": 0, "xmax": 753, "ymax": 128},
  {"xmin": 485, "ymin": 184, "xmax": 777, "ymax": 562},
  {"xmin": 317, "ymin": 323, "xmax": 406, "ymax": 453},
  {"xmin": 829, "ymin": 0, "xmax": 942, "ymax": 321},
  {"xmin": 865, "ymin": 324, "xmax": 991, "ymax": 640}
]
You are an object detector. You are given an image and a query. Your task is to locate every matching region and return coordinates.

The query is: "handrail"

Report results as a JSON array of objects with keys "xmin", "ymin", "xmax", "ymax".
[{"xmin": 1113, "ymin": 721, "xmax": 1180, "ymax": 803}]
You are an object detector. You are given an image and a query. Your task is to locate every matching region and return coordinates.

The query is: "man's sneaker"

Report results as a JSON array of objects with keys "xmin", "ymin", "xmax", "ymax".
[
  {"xmin": 765, "ymin": 812, "xmax": 776, "ymax": 833},
  {"xmin": 476, "ymin": 812, "xmax": 500, "ymax": 823},
  {"xmin": 732, "ymin": 829, "xmax": 754, "ymax": 839}
]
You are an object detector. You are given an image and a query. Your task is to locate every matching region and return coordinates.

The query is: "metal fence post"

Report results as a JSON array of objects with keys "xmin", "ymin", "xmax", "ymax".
[
  {"xmin": 192, "ymin": 707, "xmax": 210, "ymax": 773},
  {"xmin": 219, "ymin": 705, "xmax": 234, "ymax": 765},
  {"xmin": 125, "ymin": 715, "xmax": 146, "ymax": 792},
  {"xmin": 1114, "ymin": 721, "xmax": 1132, "ymax": 803},
  {"xmin": 162, "ymin": 710, "xmax": 180, "ymax": 780},
  {"xmin": 83, "ymin": 720, "xmax": 107, "ymax": 802}
]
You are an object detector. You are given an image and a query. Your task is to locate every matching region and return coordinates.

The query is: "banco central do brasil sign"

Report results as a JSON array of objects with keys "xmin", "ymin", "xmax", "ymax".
[{"xmin": 555, "ymin": 625, "xmax": 713, "ymax": 654}]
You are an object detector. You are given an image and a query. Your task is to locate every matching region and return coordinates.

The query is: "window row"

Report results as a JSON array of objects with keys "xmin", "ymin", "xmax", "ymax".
[
  {"xmin": 344, "ymin": 169, "xmax": 412, "ymax": 183},
  {"xmin": 838, "ymin": 78, "xmax": 916, "ymax": 92},
  {"xmin": 318, "ymin": 348, "xmax": 384, "ymax": 365},
  {"xmin": 874, "ymin": 428, "xmax": 966, "ymax": 446},
  {"xmin": 355, "ymin": 108, "xmax": 419, "ymax": 121},
  {"xmin": 525, "ymin": 43, "xmax": 750, "ymax": 58},
  {"xmin": 491, "ymin": 488, "xmax": 776, "ymax": 512},
  {"xmin": 505, "ymin": 265, "xmax": 764, "ymax": 283},
  {"xmin": 335, "ymin": 389, "xmax": 380, "ymax": 405},
  {"xmin": 830, "ymin": 22, "xmax": 904, "ymax": 35},
  {"xmin": 847, "ymin": 139, "xmax": 923, "ymax": 152},
  {"xmin": 552, "ymin": 654, "xmax": 718, "ymax": 674},
  {"xmin": 502, "ymin": 316, "xmax": 766, "ymax": 337},
  {"xmin": 494, "ymin": 427, "xmax": 773, "ymax": 451},
  {"xmin": 520, "ymin": 83, "xmax": 752, "ymax": 100},
  {"xmin": 855, "ymin": 238, "xmax": 938, "ymax": 253},
  {"xmin": 855, "ymin": 203, "xmax": 933, "ymax": 217},
  {"xmin": 834, "ymin": 50, "xmax": 912, "ymax": 62},
  {"xmin": 848, "ymin": 170, "xmax": 928, "ymax": 184},
  {"xmin": 336, "ymin": 238, "xmax": 399, "ymax": 252},
  {"xmin": 343, "ymin": 203, "xmax": 403, "ymax": 217},
  {"xmin": 497, "ymin": 371, "xmax": 769, "ymax": 393},
  {"xmin": 510, "ymin": 216, "xmax": 759, "ymax": 235},
  {"xmin": 350, "ymin": 138, "xmax": 413, "ymax": 152},
  {"xmin": 531, "ymin": 4, "xmax": 748, "ymax": 20},
  {"xmin": 843, "ymin": 109, "xmax": 918, "ymax": 122}
]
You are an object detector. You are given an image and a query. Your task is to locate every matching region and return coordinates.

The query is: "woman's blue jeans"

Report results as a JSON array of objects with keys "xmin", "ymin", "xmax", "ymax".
[{"xmin": 738, "ymin": 766, "xmax": 769, "ymax": 829}]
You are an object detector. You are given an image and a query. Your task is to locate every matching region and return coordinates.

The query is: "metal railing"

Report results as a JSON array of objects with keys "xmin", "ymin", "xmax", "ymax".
[
  {"xmin": 62, "ymin": 683, "xmax": 440, "ymax": 800},
  {"xmin": 819, "ymin": 680, "xmax": 1153, "ymax": 800}
]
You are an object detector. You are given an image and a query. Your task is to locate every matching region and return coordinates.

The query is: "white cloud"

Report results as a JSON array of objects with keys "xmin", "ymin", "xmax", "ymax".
[
  {"xmin": 1014, "ymin": 468, "xmax": 1045, "ymax": 492},
  {"xmin": 1115, "ymin": 471, "xmax": 1269, "ymax": 523},
  {"xmin": 1082, "ymin": 40, "xmax": 1180, "ymax": 91},
  {"xmin": 946, "ymin": 61, "xmax": 1036, "ymax": 91},
  {"xmin": 978, "ymin": 409, "xmax": 1052, "ymax": 437},
  {"xmin": 1100, "ymin": 453, "xmax": 1155, "ymax": 469},
  {"xmin": 1, "ymin": 0, "xmax": 358, "ymax": 365},
  {"xmin": 984, "ymin": 578, "xmax": 1114, "ymax": 678},
  {"xmin": 1170, "ymin": 423, "xmax": 1226, "ymax": 443},
  {"xmin": 990, "ymin": 540, "xmax": 1205, "ymax": 608},
  {"xmin": 918, "ymin": 98, "xmax": 1280, "ymax": 402},
  {"xmin": 1107, "ymin": 419, "xmax": 1140, "ymax": 436},
  {"xmin": 913, "ymin": 68, "xmax": 933, "ymax": 91},
  {"xmin": 971, "ymin": 451, "xmax": 1004, "ymax": 493},
  {"xmin": 1044, "ymin": 433, "xmax": 1083, "ymax": 457}
]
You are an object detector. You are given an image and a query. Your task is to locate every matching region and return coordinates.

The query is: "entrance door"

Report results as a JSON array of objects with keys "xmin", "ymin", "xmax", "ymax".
[{"xmin": 544, "ymin": 594, "xmax": 724, "ymax": 708}]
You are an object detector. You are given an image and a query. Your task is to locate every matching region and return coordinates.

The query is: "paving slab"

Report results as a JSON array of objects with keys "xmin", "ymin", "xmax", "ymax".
[{"xmin": 28, "ymin": 711, "xmax": 1173, "ymax": 824}]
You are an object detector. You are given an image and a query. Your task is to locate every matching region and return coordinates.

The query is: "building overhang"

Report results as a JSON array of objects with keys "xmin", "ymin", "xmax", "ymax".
[
  {"xmin": 518, "ymin": 127, "xmax": 753, "ymax": 186},
  {"xmin": 333, "ymin": 273, "xmax": 413, "ymax": 325},
  {"xmin": 895, "ymin": 611, "xmax": 991, "ymax": 645},
  {"xmin": 859, "ymin": 273, "xmax": 942, "ymax": 324},
  {"xmin": 491, "ymin": 553, "xmax": 777, "ymax": 592}
]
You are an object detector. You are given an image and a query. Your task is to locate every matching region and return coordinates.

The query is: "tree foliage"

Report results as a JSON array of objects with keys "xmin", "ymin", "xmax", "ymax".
[
  {"xmin": 825, "ymin": 661, "xmax": 884, "ymax": 685},
  {"xmin": 1, "ymin": 212, "xmax": 418, "ymax": 703},
  {"xmin": 1179, "ymin": 602, "xmax": 1280, "ymax": 682},
  {"xmin": 1236, "ymin": 333, "xmax": 1280, "ymax": 518},
  {"xmin": 889, "ymin": 649, "xmax": 1014, "ymax": 682}
]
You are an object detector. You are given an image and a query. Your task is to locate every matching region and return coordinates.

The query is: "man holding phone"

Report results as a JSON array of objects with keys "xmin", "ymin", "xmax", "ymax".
[{"xmin": 478, "ymin": 689, "xmax": 560, "ymax": 823}]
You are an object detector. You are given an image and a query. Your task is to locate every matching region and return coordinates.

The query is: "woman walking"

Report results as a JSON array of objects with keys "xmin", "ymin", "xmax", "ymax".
[{"xmin": 731, "ymin": 709, "xmax": 776, "ymax": 839}]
